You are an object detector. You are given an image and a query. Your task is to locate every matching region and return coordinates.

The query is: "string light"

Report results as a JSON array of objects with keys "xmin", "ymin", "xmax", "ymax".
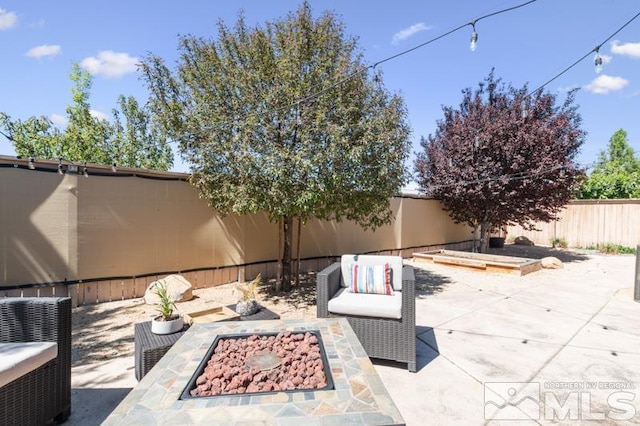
[
  {"xmin": 58, "ymin": 158, "xmax": 64, "ymax": 175},
  {"xmin": 83, "ymin": 162, "xmax": 89, "ymax": 178},
  {"xmin": 469, "ymin": 21, "xmax": 478, "ymax": 52},
  {"xmin": 594, "ymin": 47, "xmax": 603, "ymax": 74},
  {"xmin": 28, "ymin": 157, "xmax": 35, "ymax": 170},
  {"xmin": 111, "ymin": 162, "xmax": 117, "ymax": 173},
  {"xmin": 270, "ymin": 0, "xmax": 539, "ymax": 117},
  {"xmin": 528, "ymin": 11, "xmax": 640, "ymax": 96}
]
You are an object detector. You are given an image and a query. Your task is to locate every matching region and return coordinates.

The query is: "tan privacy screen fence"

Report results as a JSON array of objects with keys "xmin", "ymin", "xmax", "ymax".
[{"xmin": 0, "ymin": 157, "xmax": 472, "ymax": 292}]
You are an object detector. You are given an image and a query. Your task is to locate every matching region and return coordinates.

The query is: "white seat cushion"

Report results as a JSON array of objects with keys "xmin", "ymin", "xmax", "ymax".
[
  {"xmin": 328, "ymin": 288, "xmax": 402, "ymax": 319},
  {"xmin": 0, "ymin": 342, "xmax": 58, "ymax": 387},
  {"xmin": 340, "ymin": 254, "xmax": 404, "ymax": 291}
]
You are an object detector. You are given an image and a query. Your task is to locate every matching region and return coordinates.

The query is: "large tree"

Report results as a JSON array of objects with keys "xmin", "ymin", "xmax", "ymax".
[
  {"xmin": 140, "ymin": 2, "xmax": 411, "ymax": 291},
  {"xmin": 0, "ymin": 64, "xmax": 173, "ymax": 170},
  {"xmin": 579, "ymin": 129, "xmax": 640, "ymax": 199},
  {"xmin": 415, "ymin": 71, "xmax": 585, "ymax": 252}
]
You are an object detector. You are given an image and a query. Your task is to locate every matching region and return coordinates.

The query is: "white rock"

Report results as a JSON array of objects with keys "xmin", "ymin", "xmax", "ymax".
[
  {"xmin": 144, "ymin": 274, "xmax": 193, "ymax": 305},
  {"xmin": 541, "ymin": 257, "xmax": 563, "ymax": 269}
]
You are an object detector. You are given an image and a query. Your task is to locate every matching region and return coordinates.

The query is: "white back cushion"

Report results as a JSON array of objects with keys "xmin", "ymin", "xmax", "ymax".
[{"xmin": 340, "ymin": 254, "xmax": 404, "ymax": 291}]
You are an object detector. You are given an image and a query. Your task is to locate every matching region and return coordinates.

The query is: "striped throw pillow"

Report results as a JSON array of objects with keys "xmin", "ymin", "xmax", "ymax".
[{"xmin": 349, "ymin": 263, "xmax": 393, "ymax": 295}]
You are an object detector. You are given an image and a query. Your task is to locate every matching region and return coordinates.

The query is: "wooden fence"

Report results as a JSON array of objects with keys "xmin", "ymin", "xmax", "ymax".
[{"xmin": 505, "ymin": 199, "xmax": 640, "ymax": 248}]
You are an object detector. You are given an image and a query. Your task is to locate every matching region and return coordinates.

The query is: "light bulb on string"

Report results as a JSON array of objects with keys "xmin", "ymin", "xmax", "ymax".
[
  {"xmin": 594, "ymin": 48, "xmax": 603, "ymax": 74},
  {"xmin": 469, "ymin": 21, "xmax": 478, "ymax": 52},
  {"xmin": 28, "ymin": 157, "xmax": 35, "ymax": 170},
  {"xmin": 58, "ymin": 158, "xmax": 64, "ymax": 175}
]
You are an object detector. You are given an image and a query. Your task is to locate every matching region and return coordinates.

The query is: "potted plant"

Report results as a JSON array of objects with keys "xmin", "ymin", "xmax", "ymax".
[
  {"xmin": 235, "ymin": 274, "xmax": 261, "ymax": 316},
  {"xmin": 489, "ymin": 226, "xmax": 508, "ymax": 248},
  {"xmin": 151, "ymin": 281, "xmax": 184, "ymax": 335}
]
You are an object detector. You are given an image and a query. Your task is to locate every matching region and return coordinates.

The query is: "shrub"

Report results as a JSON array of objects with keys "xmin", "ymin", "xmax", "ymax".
[
  {"xmin": 585, "ymin": 243, "xmax": 636, "ymax": 254},
  {"xmin": 551, "ymin": 237, "xmax": 568, "ymax": 248}
]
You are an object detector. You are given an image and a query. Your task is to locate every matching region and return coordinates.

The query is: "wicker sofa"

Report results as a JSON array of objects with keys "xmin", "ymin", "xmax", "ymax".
[
  {"xmin": 317, "ymin": 255, "xmax": 416, "ymax": 372},
  {"xmin": 0, "ymin": 297, "xmax": 72, "ymax": 425}
]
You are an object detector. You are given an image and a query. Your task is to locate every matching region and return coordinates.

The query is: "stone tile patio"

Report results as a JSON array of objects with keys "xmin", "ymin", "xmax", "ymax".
[{"xmin": 103, "ymin": 318, "xmax": 404, "ymax": 425}]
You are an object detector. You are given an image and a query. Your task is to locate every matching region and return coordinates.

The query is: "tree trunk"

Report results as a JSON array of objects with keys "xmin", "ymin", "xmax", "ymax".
[
  {"xmin": 276, "ymin": 218, "xmax": 282, "ymax": 292},
  {"xmin": 276, "ymin": 216, "xmax": 293, "ymax": 293},
  {"xmin": 479, "ymin": 221, "xmax": 490, "ymax": 253},
  {"xmin": 295, "ymin": 217, "xmax": 302, "ymax": 288}
]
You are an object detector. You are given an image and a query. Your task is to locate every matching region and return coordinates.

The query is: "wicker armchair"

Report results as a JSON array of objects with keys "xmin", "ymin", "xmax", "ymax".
[
  {"xmin": 317, "ymin": 255, "xmax": 416, "ymax": 372},
  {"xmin": 0, "ymin": 297, "xmax": 72, "ymax": 425}
]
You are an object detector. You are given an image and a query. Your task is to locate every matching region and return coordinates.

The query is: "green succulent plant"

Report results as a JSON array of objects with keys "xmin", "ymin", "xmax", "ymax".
[{"xmin": 153, "ymin": 281, "xmax": 177, "ymax": 321}]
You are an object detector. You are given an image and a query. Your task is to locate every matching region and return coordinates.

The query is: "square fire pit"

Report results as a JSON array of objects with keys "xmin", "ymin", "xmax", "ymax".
[{"xmin": 104, "ymin": 318, "xmax": 405, "ymax": 425}]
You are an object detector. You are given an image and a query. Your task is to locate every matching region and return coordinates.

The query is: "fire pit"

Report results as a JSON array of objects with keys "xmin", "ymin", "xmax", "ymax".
[
  {"xmin": 103, "ymin": 318, "xmax": 405, "ymax": 425},
  {"xmin": 181, "ymin": 330, "xmax": 333, "ymax": 398}
]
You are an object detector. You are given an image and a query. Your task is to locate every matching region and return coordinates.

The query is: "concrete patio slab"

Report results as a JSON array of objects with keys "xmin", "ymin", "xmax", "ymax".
[
  {"xmin": 428, "ymin": 328, "xmax": 563, "ymax": 383},
  {"xmin": 374, "ymin": 339, "xmax": 487, "ymax": 425},
  {"xmin": 507, "ymin": 287, "xmax": 609, "ymax": 321},
  {"xmin": 435, "ymin": 296, "xmax": 588, "ymax": 344}
]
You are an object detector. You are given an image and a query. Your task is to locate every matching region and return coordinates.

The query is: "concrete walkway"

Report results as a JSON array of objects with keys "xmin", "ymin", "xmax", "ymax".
[{"xmin": 68, "ymin": 251, "xmax": 640, "ymax": 425}]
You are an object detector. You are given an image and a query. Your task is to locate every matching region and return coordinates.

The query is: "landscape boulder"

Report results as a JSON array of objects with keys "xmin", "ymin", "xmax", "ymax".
[
  {"xmin": 513, "ymin": 236, "xmax": 535, "ymax": 246},
  {"xmin": 144, "ymin": 274, "xmax": 193, "ymax": 305},
  {"xmin": 541, "ymin": 257, "xmax": 563, "ymax": 269}
]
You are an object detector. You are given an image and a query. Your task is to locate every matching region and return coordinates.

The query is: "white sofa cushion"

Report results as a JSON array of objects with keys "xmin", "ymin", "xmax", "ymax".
[
  {"xmin": 341, "ymin": 254, "xmax": 404, "ymax": 291},
  {"xmin": 0, "ymin": 342, "xmax": 58, "ymax": 388},
  {"xmin": 328, "ymin": 288, "xmax": 402, "ymax": 319}
]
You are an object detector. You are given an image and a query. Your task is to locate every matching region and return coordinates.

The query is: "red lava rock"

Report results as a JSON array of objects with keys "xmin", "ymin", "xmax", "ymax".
[
  {"xmin": 282, "ymin": 380, "xmax": 294, "ymax": 390},
  {"xmin": 190, "ymin": 332, "xmax": 327, "ymax": 396},
  {"xmin": 262, "ymin": 382, "xmax": 274, "ymax": 392}
]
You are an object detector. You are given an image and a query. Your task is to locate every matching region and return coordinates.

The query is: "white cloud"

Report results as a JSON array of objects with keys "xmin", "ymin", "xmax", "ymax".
[
  {"xmin": 584, "ymin": 74, "xmax": 629, "ymax": 94},
  {"xmin": 25, "ymin": 44, "xmax": 62, "ymax": 59},
  {"xmin": 611, "ymin": 40, "xmax": 640, "ymax": 58},
  {"xmin": 392, "ymin": 23, "xmax": 432, "ymax": 44},
  {"xmin": 0, "ymin": 8, "xmax": 17, "ymax": 30},
  {"xmin": 90, "ymin": 109, "xmax": 109, "ymax": 121},
  {"xmin": 80, "ymin": 51, "xmax": 139, "ymax": 78},
  {"xmin": 49, "ymin": 114, "xmax": 67, "ymax": 127}
]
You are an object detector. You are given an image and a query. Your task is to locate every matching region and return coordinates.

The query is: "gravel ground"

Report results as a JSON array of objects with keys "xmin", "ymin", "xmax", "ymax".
[{"xmin": 71, "ymin": 273, "xmax": 318, "ymax": 366}]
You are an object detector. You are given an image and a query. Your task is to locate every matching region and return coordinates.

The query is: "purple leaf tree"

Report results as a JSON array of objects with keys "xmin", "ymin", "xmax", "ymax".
[{"xmin": 415, "ymin": 71, "xmax": 585, "ymax": 252}]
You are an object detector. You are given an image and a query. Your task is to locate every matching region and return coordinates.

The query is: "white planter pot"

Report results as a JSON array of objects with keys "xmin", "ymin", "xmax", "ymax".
[{"xmin": 151, "ymin": 315, "xmax": 184, "ymax": 335}]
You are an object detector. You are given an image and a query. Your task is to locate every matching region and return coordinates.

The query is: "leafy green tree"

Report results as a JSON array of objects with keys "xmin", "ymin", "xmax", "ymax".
[
  {"xmin": 140, "ymin": 2, "xmax": 411, "ymax": 291},
  {"xmin": 0, "ymin": 113, "xmax": 64, "ymax": 159},
  {"xmin": 415, "ymin": 71, "xmax": 585, "ymax": 252},
  {"xmin": 0, "ymin": 64, "xmax": 173, "ymax": 170},
  {"xmin": 579, "ymin": 129, "xmax": 640, "ymax": 199},
  {"xmin": 63, "ymin": 63, "xmax": 113, "ymax": 164},
  {"xmin": 110, "ymin": 95, "xmax": 173, "ymax": 170}
]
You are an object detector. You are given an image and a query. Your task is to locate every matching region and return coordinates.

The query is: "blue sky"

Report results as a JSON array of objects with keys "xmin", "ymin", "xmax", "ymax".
[{"xmin": 1, "ymin": 0, "xmax": 639, "ymax": 175}]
